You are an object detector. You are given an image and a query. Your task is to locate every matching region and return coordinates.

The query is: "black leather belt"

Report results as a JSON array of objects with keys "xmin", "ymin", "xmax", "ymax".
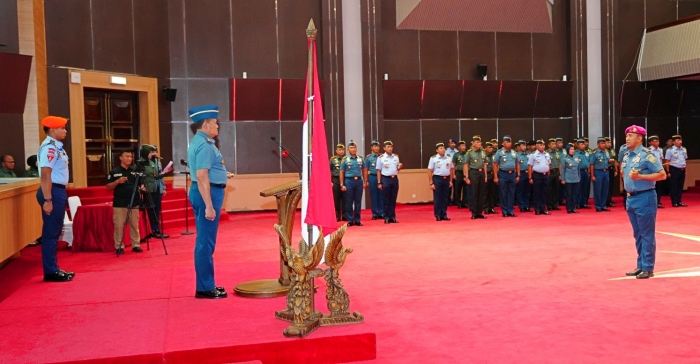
[
  {"xmin": 381, "ymin": 175, "xmax": 397, "ymax": 179},
  {"xmin": 193, "ymin": 182, "xmax": 226, "ymax": 189},
  {"xmin": 52, "ymin": 183, "xmax": 66, "ymax": 189},
  {"xmin": 350, "ymin": 176, "xmax": 359, "ymax": 180},
  {"xmin": 627, "ymin": 189, "xmax": 653, "ymax": 197},
  {"xmin": 670, "ymin": 166, "xmax": 686, "ymax": 171},
  {"xmin": 595, "ymin": 168, "xmax": 608, "ymax": 172},
  {"xmin": 533, "ymin": 171, "xmax": 548, "ymax": 176},
  {"xmin": 500, "ymin": 170, "xmax": 514, "ymax": 174},
  {"xmin": 470, "ymin": 168, "xmax": 483, "ymax": 172}
]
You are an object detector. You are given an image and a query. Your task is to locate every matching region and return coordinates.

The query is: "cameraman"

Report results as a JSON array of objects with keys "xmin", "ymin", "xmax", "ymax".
[
  {"xmin": 139, "ymin": 144, "xmax": 172, "ymax": 239},
  {"xmin": 106, "ymin": 150, "xmax": 143, "ymax": 254}
]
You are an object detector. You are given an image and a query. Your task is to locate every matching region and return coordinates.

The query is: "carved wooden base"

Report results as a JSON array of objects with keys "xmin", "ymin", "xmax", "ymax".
[
  {"xmin": 274, "ymin": 309, "xmax": 294, "ymax": 322},
  {"xmin": 320, "ymin": 312, "xmax": 364, "ymax": 326},
  {"xmin": 280, "ymin": 310, "xmax": 323, "ymax": 338},
  {"xmin": 234, "ymin": 279, "xmax": 289, "ymax": 298}
]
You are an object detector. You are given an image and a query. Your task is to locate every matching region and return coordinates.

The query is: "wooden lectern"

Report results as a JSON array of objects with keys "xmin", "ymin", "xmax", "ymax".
[{"xmin": 233, "ymin": 180, "xmax": 302, "ymax": 298}]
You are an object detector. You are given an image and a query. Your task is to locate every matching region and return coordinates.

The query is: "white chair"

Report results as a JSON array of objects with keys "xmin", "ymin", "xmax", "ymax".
[
  {"xmin": 60, "ymin": 211, "xmax": 74, "ymax": 247},
  {"xmin": 68, "ymin": 196, "xmax": 82, "ymax": 220}
]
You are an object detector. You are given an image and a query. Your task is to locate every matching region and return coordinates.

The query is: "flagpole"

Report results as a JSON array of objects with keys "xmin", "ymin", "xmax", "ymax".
[{"xmin": 305, "ymin": 19, "xmax": 317, "ymax": 251}]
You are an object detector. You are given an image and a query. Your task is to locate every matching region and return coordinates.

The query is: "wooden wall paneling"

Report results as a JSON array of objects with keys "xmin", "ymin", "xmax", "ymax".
[
  {"xmin": 0, "ymin": 53, "xmax": 32, "ymax": 114},
  {"xmin": 234, "ymin": 121, "xmax": 280, "ymax": 174},
  {"xmin": 280, "ymin": 79, "xmax": 306, "ymax": 121},
  {"xmin": 158, "ymin": 122, "xmax": 173, "ymax": 165},
  {"xmin": 678, "ymin": 116, "xmax": 700, "ymax": 158},
  {"xmin": 46, "ymin": 66, "xmax": 72, "ymax": 180},
  {"xmin": 384, "ymin": 119, "xmax": 421, "ymax": 169},
  {"xmin": 0, "ymin": 0, "xmax": 19, "ymax": 54},
  {"xmin": 532, "ymin": 0, "xmax": 569, "ymax": 80},
  {"xmin": 168, "ymin": 0, "xmax": 186, "ymax": 78},
  {"xmin": 0, "ymin": 180, "xmax": 42, "ymax": 263},
  {"xmin": 614, "ymin": 0, "xmax": 644, "ymax": 80},
  {"xmin": 458, "ymin": 31, "xmax": 495, "ymax": 80},
  {"xmin": 534, "ymin": 118, "xmax": 572, "ymax": 141},
  {"xmin": 495, "ymin": 33, "xmax": 532, "ymax": 80},
  {"xmin": 232, "ymin": 0, "xmax": 278, "ymax": 79},
  {"xmin": 419, "ymin": 31, "xmax": 458, "ymax": 80},
  {"xmin": 421, "ymin": 80, "xmax": 462, "ymax": 119},
  {"xmin": 223, "ymin": 173, "xmax": 299, "ymax": 211},
  {"xmin": 321, "ymin": 0, "xmax": 345, "ymax": 147},
  {"xmin": 134, "ymin": 0, "xmax": 170, "ymax": 78},
  {"xmin": 646, "ymin": 117, "xmax": 679, "ymax": 143},
  {"xmin": 44, "ymin": 0, "xmax": 92, "ymax": 69},
  {"xmin": 381, "ymin": 0, "xmax": 419, "ymax": 80},
  {"xmin": 645, "ymin": 0, "xmax": 679, "ymax": 29},
  {"xmin": 91, "ymin": 0, "xmax": 135, "ymax": 74},
  {"xmin": 677, "ymin": 2, "xmax": 700, "ymax": 19},
  {"xmin": 277, "ymin": 0, "xmax": 323, "ymax": 79},
  {"xmin": 231, "ymin": 79, "xmax": 279, "ymax": 121},
  {"xmin": 217, "ymin": 121, "xmax": 236, "ymax": 174},
  {"xmin": 461, "ymin": 119, "xmax": 497, "ymax": 142},
  {"xmin": 619, "ymin": 81, "xmax": 651, "ymax": 117},
  {"xmin": 461, "ymin": 81, "xmax": 500, "ymax": 118},
  {"xmin": 420, "ymin": 119, "xmax": 459, "ymax": 167},
  {"xmin": 184, "ymin": 0, "xmax": 232, "ymax": 78},
  {"xmin": 382, "ymin": 80, "xmax": 422, "ymax": 120},
  {"xmin": 498, "ymin": 81, "xmax": 538, "ymax": 119},
  {"xmin": 534, "ymin": 81, "xmax": 573, "ymax": 118},
  {"xmin": 0, "ymin": 113, "xmax": 26, "ymax": 175},
  {"xmin": 280, "ymin": 121, "xmax": 303, "ymax": 173},
  {"xmin": 186, "ymin": 79, "xmax": 231, "ymax": 121},
  {"xmin": 157, "ymin": 78, "xmax": 173, "ymax": 122},
  {"xmin": 497, "ymin": 118, "xmax": 534, "ymax": 142}
]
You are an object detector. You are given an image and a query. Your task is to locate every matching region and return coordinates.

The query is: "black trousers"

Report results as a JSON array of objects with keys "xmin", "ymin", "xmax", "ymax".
[
  {"xmin": 332, "ymin": 176, "xmax": 344, "ymax": 220},
  {"xmin": 669, "ymin": 166, "xmax": 686, "ymax": 205},
  {"xmin": 381, "ymin": 175, "xmax": 399, "ymax": 219},
  {"xmin": 485, "ymin": 172, "xmax": 495, "ymax": 210},
  {"xmin": 532, "ymin": 171, "xmax": 549, "ymax": 213},
  {"xmin": 433, "ymin": 175, "xmax": 450, "ymax": 218},
  {"xmin": 146, "ymin": 191, "xmax": 163, "ymax": 233},
  {"xmin": 547, "ymin": 170, "xmax": 560, "ymax": 209},
  {"xmin": 469, "ymin": 169, "xmax": 486, "ymax": 216},
  {"xmin": 454, "ymin": 170, "xmax": 468, "ymax": 206}
]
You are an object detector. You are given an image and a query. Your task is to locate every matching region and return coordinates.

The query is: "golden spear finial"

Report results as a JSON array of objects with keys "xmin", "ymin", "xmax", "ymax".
[{"xmin": 306, "ymin": 19, "xmax": 317, "ymax": 40}]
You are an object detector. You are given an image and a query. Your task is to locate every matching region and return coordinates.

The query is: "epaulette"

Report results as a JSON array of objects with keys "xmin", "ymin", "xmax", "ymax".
[
  {"xmin": 366, "ymin": 154, "xmax": 371, "ymax": 158},
  {"xmin": 642, "ymin": 147, "xmax": 650, "ymax": 153},
  {"xmin": 49, "ymin": 140, "xmax": 56, "ymax": 146}
]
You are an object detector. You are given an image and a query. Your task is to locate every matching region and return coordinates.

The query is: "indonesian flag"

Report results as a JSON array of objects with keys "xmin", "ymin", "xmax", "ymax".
[{"xmin": 301, "ymin": 37, "xmax": 337, "ymax": 245}]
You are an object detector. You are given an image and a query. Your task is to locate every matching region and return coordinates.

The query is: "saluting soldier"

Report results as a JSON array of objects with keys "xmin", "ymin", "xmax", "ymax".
[
  {"xmin": 546, "ymin": 138, "xmax": 561, "ymax": 211},
  {"xmin": 647, "ymin": 135, "xmax": 665, "ymax": 208},
  {"xmin": 340, "ymin": 140, "xmax": 365, "ymax": 226},
  {"xmin": 330, "ymin": 144, "xmax": 346, "ymax": 221},
  {"xmin": 452, "ymin": 140, "xmax": 469, "ymax": 208},
  {"xmin": 483, "ymin": 142, "xmax": 497, "ymax": 214},
  {"xmin": 465, "ymin": 136, "xmax": 488, "ymax": 219},
  {"xmin": 376, "ymin": 141, "xmax": 402, "ymax": 223},
  {"xmin": 363, "ymin": 139, "xmax": 384, "ymax": 219},
  {"xmin": 37, "ymin": 116, "xmax": 74, "ymax": 282},
  {"xmin": 515, "ymin": 140, "xmax": 532, "ymax": 212},
  {"xmin": 621, "ymin": 125, "xmax": 666, "ymax": 279},
  {"xmin": 428, "ymin": 142, "xmax": 454, "ymax": 221},
  {"xmin": 575, "ymin": 138, "xmax": 592, "ymax": 209},
  {"xmin": 528, "ymin": 139, "xmax": 552, "ymax": 215},
  {"xmin": 605, "ymin": 137, "xmax": 618, "ymax": 207},
  {"xmin": 493, "ymin": 135, "xmax": 519, "ymax": 217},
  {"xmin": 665, "ymin": 134, "xmax": 688, "ymax": 207},
  {"xmin": 590, "ymin": 137, "xmax": 612, "ymax": 212}
]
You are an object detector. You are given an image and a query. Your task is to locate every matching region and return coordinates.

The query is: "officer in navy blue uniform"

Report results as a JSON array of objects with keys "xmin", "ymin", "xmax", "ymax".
[
  {"xmin": 340, "ymin": 140, "xmax": 365, "ymax": 226},
  {"xmin": 590, "ymin": 137, "xmax": 612, "ymax": 212},
  {"xmin": 493, "ymin": 135, "xmax": 520, "ymax": 217},
  {"xmin": 36, "ymin": 116, "xmax": 75, "ymax": 282},
  {"xmin": 363, "ymin": 140, "xmax": 384, "ymax": 220},
  {"xmin": 618, "ymin": 143, "xmax": 629, "ymax": 206},
  {"xmin": 575, "ymin": 138, "xmax": 592, "ymax": 209},
  {"xmin": 376, "ymin": 141, "xmax": 402, "ymax": 223},
  {"xmin": 647, "ymin": 135, "xmax": 665, "ymax": 207},
  {"xmin": 515, "ymin": 140, "xmax": 532, "ymax": 212},
  {"xmin": 528, "ymin": 139, "xmax": 552, "ymax": 215},
  {"xmin": 428, "ymin": 142, "xmax": 454, "ymax": 221},
  {"xmin": 187, "ymin": 105, "xmax": 233, "ymax": 299},
  {"xmin": 621, "ymin": 125, "xmax": 666, "ymax": 279},
  {"xmin": 665, "ymin": 134, "xmax": 688, "ymax": 207}
]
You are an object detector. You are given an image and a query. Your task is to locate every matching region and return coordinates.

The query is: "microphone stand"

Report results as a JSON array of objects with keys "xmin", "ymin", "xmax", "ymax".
[
  {"xmin": 179, "ymin": 170, "xmax": 193, "ymax": 235},
  {"xmin": 270, "ymin": 136, "xmax": 302, "ymax": 179}
]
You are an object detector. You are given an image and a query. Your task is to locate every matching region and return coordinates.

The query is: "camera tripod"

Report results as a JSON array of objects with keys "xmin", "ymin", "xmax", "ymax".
[{"xmin": 117, "ymin": 172, "xmax": 169, "ymax": 257}]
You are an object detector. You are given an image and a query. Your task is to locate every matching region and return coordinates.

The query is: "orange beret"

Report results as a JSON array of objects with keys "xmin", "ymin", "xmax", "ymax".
[{"xmin": 41, "ymin": 116, "xmax": 68, "ymax": 128}]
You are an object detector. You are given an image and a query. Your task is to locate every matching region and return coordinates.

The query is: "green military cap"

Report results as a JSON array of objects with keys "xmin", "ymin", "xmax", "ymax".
[
  {"xmin": 348, "ymin": 140, "xmax": 357, "ymax": 147},
  {"xmin": 648, "ymin": 135, "xmax": 659, "ymax": 141},
  {"xmin": 336, "ymin": 143, "xmax": 345, "ymax": 149},
  {"xmin": 384, "ymin": 140, "xmax": 393, "ymax": 146},
  {"xmin": 458, "ymin": 140, "xmax": 466, "ymax": 145},
  {"xmin": 485, "ymin": 142, "xmax": 493, "ymax": 147},
  {"xmin": 548, "ymin": 137, "xmax": 556, "ymax": 143},
  {"xmin": 536, "ymin": 139, "xmax": 545, "ymax": 145},
  {"xmin": 472, "ymin": 135, "xmax": 481, "ymax": 141},
  {"xmin": 584, "ymin": 137, "xmax": 589, "ymax": 141},
  {"xmin": 672, "ymin": 134, "xmax": 682, "ymax": 140},
  {"xmin": 597, "ymin": 137, "xmax": 606, "ymax": 143},
  {"xmin": 490, "ymin": 138, "xmax": 498, "ymax": 143},
  {"xmin": 604, "ymin": 137, "xmax": 611, "ymax": 142}
]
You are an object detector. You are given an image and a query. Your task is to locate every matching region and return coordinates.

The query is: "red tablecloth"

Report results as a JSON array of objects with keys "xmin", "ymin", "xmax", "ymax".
[{"xmin": 71, "ymin": 203, "xmax": 149, "ymax": 252}]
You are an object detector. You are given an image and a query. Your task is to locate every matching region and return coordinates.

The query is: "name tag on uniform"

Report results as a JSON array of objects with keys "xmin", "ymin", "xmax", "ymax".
[{"xmin": 114, "ymin": 173, "xmax": 122, "ymax": 177}]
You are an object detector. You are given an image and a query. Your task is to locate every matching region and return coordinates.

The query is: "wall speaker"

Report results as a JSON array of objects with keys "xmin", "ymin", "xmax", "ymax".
[
  {"xmin": 163, "ymin": 87, "xmax": 177, "ymax": 102},
  {"xmin": 476, "ymin": 64, "xmax": 488, "ymax": 78}
]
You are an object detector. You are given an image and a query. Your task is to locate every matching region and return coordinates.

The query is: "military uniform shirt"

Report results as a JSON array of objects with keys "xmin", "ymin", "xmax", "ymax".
[
  {"xmin": 363, "ymin": 153, "xmax": 380, "ymax": 175},
  {"xmin": 445, "ymin": 147, "xmax": 457, "ymax": 160},
  {"xmin": 517, "ymin": 151, "xmax": 529, "ymax": 172},
  {"xmin": 608, "ymin": 148, "xmax": 617, "ymax": 167},
  {"xmin": 649, "ymin": 146, "xmax": 663, "ymax": 162},
  {"xmin": 590, "ymin": 149, "xmax": 611, "ymax": 170},
  {"xmin": 528, "ymin": 150, "xmax": 551, "ymax": 173},
  {"xmin": 187, "ymin": 131, "xmax": 227, "ymax": 184},
  {"xmin": 485, "ymin": 152, "xmax": 494, "ymax": 172},
  {"xmin": 494, "ymin": 148, "xmax": 518, "ymax": 171},
  {"xmin": 466, "ymin": 149, "xmax": 487, "ymax": 170},
  {"xmin": 330, "ymin": 156, "xmax": 342, "ymax": 177},
  {"xmin": 575, "ymin": 150, "xmax": 591, "ymax": 169},
  {"xmin": 547, "ymin": 149, "xmax": 561, "ymax": 169},
  {"xmin": 562, "ymin": 155, "xmax": 581, "ymax": 183},
  {"xmin": 376, "ymin": 153, "xmax": 400, "ymax": 176},
  {"xmin": 25, "ymin": 168, "xmax": 39, "ymax": 177},
  {"xmin": 0, "ymin": 168, "xmax": 16, "ymax": 178},
  {"xmin": 452, "ymin": 151, "xmax": 467, "ymax": 171},
  {"xmin": 622, "ymin": 145, "xmax": 664, "ymax": 192},
  {"xmin": 428, "ymin": 154, "xmax": 453, "ymax": 176},
  {"xmin": 665, "ymin": 146, "xmax": 688, "ymax": 168},
  {"xmin": 340, "ymin": 155, "xmax": 364, "ymax": 178},
  {"xmin": 37, "ymin": 136, "xmax": 69, "ymax": 185},
  {"xmin": 618, "ymin": 145, "xmax": 628, "ymax": 163}
]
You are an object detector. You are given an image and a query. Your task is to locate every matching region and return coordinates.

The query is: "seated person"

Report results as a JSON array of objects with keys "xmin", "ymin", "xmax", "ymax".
[
  {"xmin": 25, "ymin": 155, "xmax": 39, "ymax": 177},
  {"xmin": 0, "ymin": 155, "xmax": 17, "ymax": 177},
  {"xmin": 106, "ymin": 151, "xmax": 143, "ymax": 254}
]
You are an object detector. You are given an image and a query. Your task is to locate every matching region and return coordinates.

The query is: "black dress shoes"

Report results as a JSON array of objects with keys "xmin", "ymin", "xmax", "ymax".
[
  {"xmin": 657, "ymin": 204, "xmax": 664, "ymax": 208},
  {"xmin": 348, "ymin": 222, "xmax": 355, "ymax": 226},
  {"xmin": 580, "ymin": 205, "xmax": 591, "ymax": 209},
  {"xmin": 216, "ymin": 286, "xmax": 226, "ymax": 292},
  {"xmin": 509, "ymin": 213, "xmax": 517, "ymax": 217},
  {"xmin": 390, "ymin": 219, "xmax": 399, "ymax": 223},
  {"xmin": 441, "ymin": 217, "xmax": 451, "ymax": 221},
  {"xmin": 636, "ymin": 271, "xmax": 654, "ymax": 279},
  {"xmin": 596, "ymin": 209, "xmax": 602, "ymax": 212},
  {"xmin": 58, "ymin": 269, "xmax": 75, "ymax": 278},
  {"xmin": 601, "ymin": 208, "xmax": 610, "ymax": 212},
  {"xmin": 44, "ymin": 270, "xmax": 74, "ymax": 282},
  {"xmin": 355, "ymin": 222, "xmax": 363, "ymax": 226},
  {"xmin": 678, "ymin": 203, "xmax": 688, "ymax": 207},
  {"xmin": 372, "ymin": 216, "xmax": 378, "ymax": 220},
  {"xmin": 195, "ymin": 289, "xmax": 228, "ymax": 299},
  {"xmin": 152, "ymin": 232, "xmax": 170, "ymax": 239},
  {"xmin": 132, "ymin": 247, "xmax": 143, "ymax": 253},
  {"xmin": 625, "ymin": 268, "xmax": 643, "ymax": 276},
  {"xmin": 550, "ymin": 206, "xmax": 561, "ymax": 211},
  {"xmin": 471, "ymin": 216, "xmax": 477, "ymax": 220},
  {"xmin": 116, "ymin": 248, "xmax": 125, "ymax": 255},
  {"xmin": 536, "ymin": 211, "xmax": 550, "ymax": 215},
  {"xmin": 477, "ymin": 214, "xmax": 486, "ymax": 219},
  {"xmin": 384, "ymin": 219, "xmax": 390, "ymax": 224}
]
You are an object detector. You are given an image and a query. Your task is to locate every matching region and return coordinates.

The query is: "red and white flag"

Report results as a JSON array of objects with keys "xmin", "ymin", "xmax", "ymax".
[{"xmin": 301, "ymin": 37, "xmax": 337, "ymax": 243}]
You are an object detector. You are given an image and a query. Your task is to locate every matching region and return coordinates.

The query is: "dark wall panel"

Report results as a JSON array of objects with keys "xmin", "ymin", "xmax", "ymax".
[
  {"xmin": 532, "ymin": 0, "xmax": 568, "ymax": 80},
  {"xmin": 45, "ymin": 0, "xmax": 93, "ymax": 69},
  {"xmin": 184, "ymin": 0, "xmax": 232, "ymax": 78},
  {"xmin": 47, "ymin": 66, "xmax": 72, "ymax": 181},
  {"xmin": 382, "ymin": 80, "xmax": 422, "ymax": 120},
  {"xmin": 232, "ymin": 0, "xmax": 278, "ymax": 79},
  {"xmin": 619, "ymin": 82, "xmax": 651, "ymax": 117},
  {"xmin": 381, "ymin": 0, "xmax": 419, "ymax": 80},
  {"xmin": 679, "ymin": 82, "xmax": 700, "ymax": 117},
  {"xmin": 615, "ymin": 1, "xmax": 644, "ymax": 80},
  {"xmin": 280, "ymin": 121, "xmax": 303, "ymax": 173},
  {"xmin": 421, "ymin": 81, "xmax": 462, "ymax": 119},
  {"xmin": 168, "ymin": 0, "xmax": 186, "ymax": 78},
  {"xmin": 647, "ymin": 88, "xmax": 683, "ymax": 117},
  {"xmin": 497, "ymin": 118, "xmax": 533, "ymax": 142},
  {"xmin": 534, "ymin": 118, "xmax": 572, "ymax": 142},
  {"xmin": 157, "ymin": 78, "xmax": 172, "ymax": 122},
  {"xmin": 678, "ymin": 117, "xmax": 700, "ymax": 159},
  {"xmin": 678, "ymin": 3, "xmax": 700, "ymax": 19},
  {"xmin": 419, "ymin": 31, "xmax": 458, "ymax": 80},
  {"xmin": 281, "ymin": 79, "xmax": 306, "ymax": 121},
  {"xmin": 535, "ymin": 81, "xmax": 573, "ymax": 118},
  {"xmin": 235, "ymin": 121, "xmax": 280, "ymax": 174},
  {"xmin": 420, "ymin": 119, "xmax": 459, "ymax": 167},
  {"xmin": 186, "ymin": 79, "xmax": 231, "ymax": 121},
  {"xmin": 461, "ymin": 81, "xmax": 500, "ymax": 118},
  {"xmin": 646, "ymin": 117, "xmax": 679, "ymax": 143},
  {"xmin": 232, "ymin": 79, "xmax": 279, "ymax": 121},
  {"xmin": 458, "ymin": 32, "xmax": 495, "ymax": 81},
  {"xmin": 278, "ymin": 0, "xmax": 322, "ymax": 79},
  {"xmin": 217, "ymin": 121, "xmax": 236, "ymax": 173},
  {"xmin": 0, "ymin": 0, "xmax": 19, "ymax": 54},
  {"xmin": 158, "ymin": 122, "xmax": 173, "ymax": 165},
  {"xmin": 499, "ymin": 81, "xmax": 537, "ymax": 119},
  {"xmin": 616, "ymin": 117, "xmax": 645, "ymax": 146},
  {"xmin": 134, "ymin": 0, "xmax": 170, "ymax": 78},
  {"xmin": 0, "ymin": 113, "xmax": 25, "ymax": 176},
  {"xmin": 461, "ymin": 119, "xmax": 497, "ymax": 142},
  {"xmin": 496, "ymin": 33, "xmax": 532, "ymax": 80},
  {"xmin": 384, "ymin": 120, "xmax": 421, "ymax": 169},
  {"xmin": 92, "ymin": 0, "xmax": 135, "ymax": 74},
  {"xmin": 645, "ymin": 0, "xmax": 680, "ymax": 29}
]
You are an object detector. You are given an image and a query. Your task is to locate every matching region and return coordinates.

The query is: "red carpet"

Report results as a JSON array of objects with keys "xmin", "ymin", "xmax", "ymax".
[{"xmin": 3, "ymin": 194, "xmax": 700, "ymax": 363}]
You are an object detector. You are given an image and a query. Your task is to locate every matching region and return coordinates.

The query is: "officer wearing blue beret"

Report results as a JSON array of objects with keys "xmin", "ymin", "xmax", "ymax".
[
  {"xmin": 363, "ymin": 140, "xmax": 384, "ymax": 220},
  {"xmin": 187, "ymin": 105, "xmax": 232, "ymax": 299},
  {"xmin": 340, "ymin": 140, "xmax": 365, "ymax": 226}
]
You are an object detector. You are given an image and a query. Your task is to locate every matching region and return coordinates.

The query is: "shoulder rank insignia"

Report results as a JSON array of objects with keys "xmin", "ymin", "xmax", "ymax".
[
  {"xmin": 49, "ymin": 140, "xmax": 56, "ymax": 146},
  {"xmin": 642, "ymin": 147, "xmax": 650, "ymax": 153},
  {"xmin": 646, "ymin": 154, "xmax": 656, "ymax": 163}
]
